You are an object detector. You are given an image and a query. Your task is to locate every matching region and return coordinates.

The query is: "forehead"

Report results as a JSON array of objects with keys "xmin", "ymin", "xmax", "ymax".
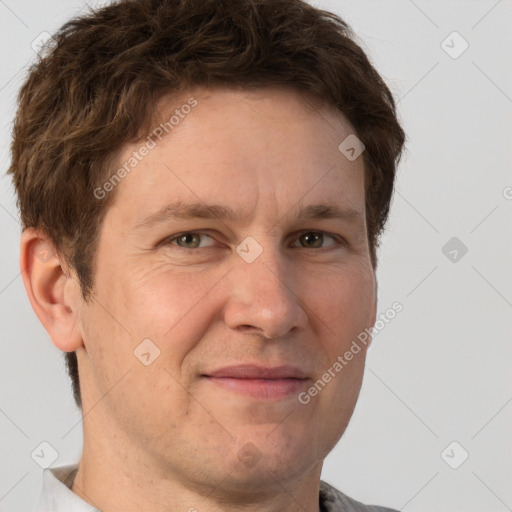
[{"xmin": 107, "ymin": 86, "xmax": 366, "ymax": 225}]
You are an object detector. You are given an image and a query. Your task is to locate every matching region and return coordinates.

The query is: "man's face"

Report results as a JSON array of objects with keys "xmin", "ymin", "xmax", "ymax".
[{"xmin": 74, "ymin": 87, "xmax": 376, "ymax": 491}]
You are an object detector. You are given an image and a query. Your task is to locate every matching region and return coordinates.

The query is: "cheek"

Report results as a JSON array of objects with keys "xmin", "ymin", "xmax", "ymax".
[
  {"xmin": 309, "ymin": 262, "xmax": 376, "ymax": 339},
  {"xmin": 304, "ymin": 265, "xmax": 374, "ymax": 437},
  {"xmin": 79, "ymin": 261, "xmax": 210, "ymax": 424},
  {"xmin": 118, "ymin": 263, "xmax": 221, "ymax": 353}
]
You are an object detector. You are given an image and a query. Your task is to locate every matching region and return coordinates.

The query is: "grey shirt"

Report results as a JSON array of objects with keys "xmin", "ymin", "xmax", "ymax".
[{"xmin": 32, "ymin": 464, "xmax": 398, "ymax": 512}]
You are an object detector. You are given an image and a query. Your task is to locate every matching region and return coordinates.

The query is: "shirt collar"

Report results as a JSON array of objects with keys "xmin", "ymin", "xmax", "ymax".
[{"xmin": 33, "ymin": 464, "xmax": 99, "ymax": 512}]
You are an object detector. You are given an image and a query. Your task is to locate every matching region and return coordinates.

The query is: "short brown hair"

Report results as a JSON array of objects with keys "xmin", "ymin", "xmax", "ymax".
[{"xmin": 7, "ymin": 0, "xmax": 406, "ymax": 409}]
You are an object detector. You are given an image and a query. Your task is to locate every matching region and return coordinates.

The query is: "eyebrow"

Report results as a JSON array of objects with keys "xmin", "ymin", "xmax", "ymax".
[{"xmin": 133, "ymin": 201, "xmax": 363, "ymax": 230}]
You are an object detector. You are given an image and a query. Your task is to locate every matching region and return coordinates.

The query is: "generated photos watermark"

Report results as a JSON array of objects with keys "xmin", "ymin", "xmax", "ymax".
[
  {"xmin": 297, "ymin": 301, "xmax": 403, "ymax": 405},
  {"xmin": 93, "ymin": 97, "xmax": 198, "ymax": 199}
]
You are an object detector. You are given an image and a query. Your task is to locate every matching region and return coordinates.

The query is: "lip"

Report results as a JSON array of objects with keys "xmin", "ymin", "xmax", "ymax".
[
  {"xmin": 203, "ymin": 364, "xmax": 309, "ymax": 400},
  {"xmin": 205, "ymin": 364, "xmax": 308, "ymax": 379}
]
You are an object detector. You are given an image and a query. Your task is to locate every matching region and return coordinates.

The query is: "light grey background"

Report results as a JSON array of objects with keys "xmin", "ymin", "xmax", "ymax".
[{"xmin": 1, "ymin": 1, "xmax": 511, "ymax": 511}]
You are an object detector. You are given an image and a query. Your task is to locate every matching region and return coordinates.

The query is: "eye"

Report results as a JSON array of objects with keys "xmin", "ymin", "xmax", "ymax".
[
  {"xmin": 164, "ymin": 232, "xmax": 216, "ymax": 249},
  {"xmin": 293, "ymin": 231, "xmax": 340, "ymax": 248},
  {"xmin": 161, "ymin": 230, "xmax": 343, "ymax": 251}
]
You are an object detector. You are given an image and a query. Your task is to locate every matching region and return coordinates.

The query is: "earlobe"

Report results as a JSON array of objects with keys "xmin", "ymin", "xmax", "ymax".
[{"xmin": 20, "ymin": 228, "xmax": 84, "ymax": 353}]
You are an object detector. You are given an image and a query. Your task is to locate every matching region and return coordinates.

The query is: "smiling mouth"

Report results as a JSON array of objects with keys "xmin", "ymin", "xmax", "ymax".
[
  {"xmin": 203, "ymin": 376, "xmax": 308, "ymax": 399},
  {"xmin": 202, "ymin": 364, "xmax": 309, "ymax": 399}
]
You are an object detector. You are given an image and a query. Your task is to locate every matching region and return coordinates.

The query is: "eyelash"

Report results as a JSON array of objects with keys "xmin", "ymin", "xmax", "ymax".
[{"xmin": 161, "ymin": 230, "xmax": 345, "ymax": 250}]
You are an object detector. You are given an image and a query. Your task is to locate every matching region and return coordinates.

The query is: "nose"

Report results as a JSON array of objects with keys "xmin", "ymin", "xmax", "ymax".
[{"xmin": 222, "ymin": 241, "xmax": 309, "ymax": 339}]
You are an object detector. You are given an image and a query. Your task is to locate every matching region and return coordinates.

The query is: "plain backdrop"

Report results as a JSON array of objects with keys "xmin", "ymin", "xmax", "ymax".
[{"xmin": 1, "ymin": 1, "xmax": 511, "ymax": 511}]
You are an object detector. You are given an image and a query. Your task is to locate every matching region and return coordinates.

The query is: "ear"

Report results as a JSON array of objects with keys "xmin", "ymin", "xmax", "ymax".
[{"xmin": 20, "ymin": 227, "xmax": 84, "ymax": 352}]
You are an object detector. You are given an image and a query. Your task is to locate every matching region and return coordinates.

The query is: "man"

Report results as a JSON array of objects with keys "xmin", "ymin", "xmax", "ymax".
[{"xmin": 8, "ymin": 0, "xmax": 406, "ymax": 510}]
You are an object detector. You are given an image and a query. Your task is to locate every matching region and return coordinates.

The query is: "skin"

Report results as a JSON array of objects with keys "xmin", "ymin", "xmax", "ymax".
[{"xmin": 21, "ymin": 86, "xmax": 377, "ymax": 512}]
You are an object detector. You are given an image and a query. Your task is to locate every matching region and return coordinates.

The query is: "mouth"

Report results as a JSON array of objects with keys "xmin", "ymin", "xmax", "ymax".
[{"xmin": 202, "ymin": 364, "xmax": 309, "ymax": 400}]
